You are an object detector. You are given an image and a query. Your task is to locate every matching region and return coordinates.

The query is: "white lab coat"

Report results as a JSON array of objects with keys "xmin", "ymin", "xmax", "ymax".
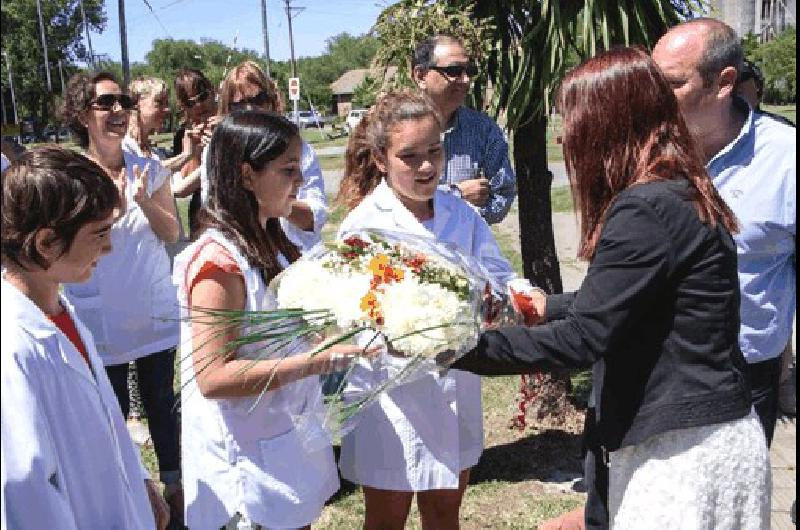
[
  {"xmin": 63, "ymin": 150, "xmax": 179, "ymax": 365},
  {"xmin": 337, "ymin": 180, "xmax": 515, "ymax": 491},
  {"xmin": 200, "ymin": 141, "xmax": 328, "ymax": 252},
  {"xmin": 1, "ymin": 278, "xmax": 154, "ymax": 530},
  {"xmin": 174, "ymin": 229, "xmax": 338, "ymax": 530}
]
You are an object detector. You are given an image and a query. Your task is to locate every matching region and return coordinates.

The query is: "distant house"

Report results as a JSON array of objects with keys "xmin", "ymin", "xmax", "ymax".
[
  {"xmin": 709, "ymin": 0, "xmax": 796, "ymax": 41},
  {"xmin": 330, "ymin": 66, "xmax": 399, "ymax": 117}
]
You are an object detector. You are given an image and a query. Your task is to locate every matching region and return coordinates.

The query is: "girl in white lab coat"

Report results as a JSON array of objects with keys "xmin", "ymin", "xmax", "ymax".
[
  {"xmin": 335, "ymin": 91, "xmax": 516, "ymax": 530},
  {"xmin": 175, "ymin": 110, "xmax": 370, "ymax": 530},
  {"xmin": 1, "ymin": 147, "xmax": 169, "ymax": 530}
]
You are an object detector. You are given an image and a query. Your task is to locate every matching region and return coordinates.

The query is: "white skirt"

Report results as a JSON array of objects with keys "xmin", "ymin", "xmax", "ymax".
[
  {"xmin": 339, "ymin": 363, "xmax": 484, "ymax": 491},
  {"xmin": 609, "ymin": 409, "xmax": 770, "ymax": 529}
]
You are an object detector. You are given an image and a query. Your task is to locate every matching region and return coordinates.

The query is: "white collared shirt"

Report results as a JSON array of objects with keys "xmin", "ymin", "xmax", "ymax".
[{"xmin": 1, "ymin": 278, "xmax": 153, "ymax": 530}]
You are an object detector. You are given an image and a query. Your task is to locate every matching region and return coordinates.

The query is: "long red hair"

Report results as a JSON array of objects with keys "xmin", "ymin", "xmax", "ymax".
[{"xmin": 557, "ymin": 47, "xmax": 738, "ymax": 259}]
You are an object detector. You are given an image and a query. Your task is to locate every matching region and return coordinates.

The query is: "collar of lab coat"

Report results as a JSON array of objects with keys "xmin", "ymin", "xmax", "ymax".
[
  {"xmin": 2, "ymin": 278, "xmax": 98, "ymax": 384},
  {"xmin": 371, "ymin": 179, "xmax": 460, "ymax": 238}
]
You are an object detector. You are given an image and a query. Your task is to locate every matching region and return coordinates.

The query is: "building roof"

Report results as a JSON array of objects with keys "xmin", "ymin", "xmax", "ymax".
[{"xmin": 330, "ymin": 66, "xmax": 399, "ymax": 95}]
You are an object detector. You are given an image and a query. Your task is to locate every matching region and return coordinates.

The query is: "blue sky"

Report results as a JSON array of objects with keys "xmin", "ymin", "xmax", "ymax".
[{"xmin": 89, "ymin": 0, "xmax": 394, "ymax": 64}]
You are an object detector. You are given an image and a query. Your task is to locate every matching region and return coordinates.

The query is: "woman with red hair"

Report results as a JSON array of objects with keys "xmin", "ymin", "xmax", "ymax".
[{"xmin": 453, "ymin": 47, "xmax": 770, "ymax": 528}]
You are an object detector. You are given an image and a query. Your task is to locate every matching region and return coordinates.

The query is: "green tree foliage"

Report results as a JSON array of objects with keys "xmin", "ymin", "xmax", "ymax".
[
  {"xmin": 371, "ymin": 0, "xmax": 490, "ymax": 100},
  {"xmin": 144, "ymin": 38, "xmax": 263, "ymax": 91},
  {"xmin": 1, "ymin": 0, "xmax": 106, "ymax": 128},
  {"xmin": 352, "ymin": 75, "xmax": 381, "ymax": 108},
  {"xmin": 746, "ymin": 26, "xmax": 796, "ymax": 104}
]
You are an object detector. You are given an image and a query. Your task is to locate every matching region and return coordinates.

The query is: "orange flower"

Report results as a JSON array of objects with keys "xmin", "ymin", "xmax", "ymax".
[
  {"xmin": 360, "ymin": 291, "xmax": 379, "ymax": 312},
  {"xmin": 384, "ymin": 266, "xmax": 404, "ymax": 283},
  {"xmin": 360, "ymin": 291, "xmax": 384, "ymax": 325},
  {"xmin": 367, "ymin": 254, "xmax": 390, "ymax": 276}
]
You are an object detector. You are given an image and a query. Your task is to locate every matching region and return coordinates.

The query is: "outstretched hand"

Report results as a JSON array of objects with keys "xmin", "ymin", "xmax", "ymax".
[
  {"xmin": 320, "ymin": 341, "xmax": 381, "ymax": 373},
  {"xmin": 130, "ymin": 164, "xmax": 151, "ymax": 205},
  {"xmin": 509, "ymin": 282, "xmax": 547, "ymax": 326},
  {"xmin": 114, "ymin": 167, "xmax": 128, "ymax": 215}
]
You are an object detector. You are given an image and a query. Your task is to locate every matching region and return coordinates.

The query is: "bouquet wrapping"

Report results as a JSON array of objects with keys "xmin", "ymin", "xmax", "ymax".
[{"xmin": 271, "ymin": 229, "xmax": 530, "ymax": 447}]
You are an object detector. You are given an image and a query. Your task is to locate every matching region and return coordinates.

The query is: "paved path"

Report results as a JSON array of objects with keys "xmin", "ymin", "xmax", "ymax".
[
  {"xmin": 771, "ymin": 415, "xmax": 796, "ymax": 529},
  {"xmin": 315, "ymin": 145, "xmax": 346, "ymax": 157}
]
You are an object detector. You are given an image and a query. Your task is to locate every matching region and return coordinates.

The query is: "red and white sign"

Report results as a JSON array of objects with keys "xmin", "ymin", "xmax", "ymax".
[{"xmin": 288, "ymin": 77, "xmax": 300, "ymax": 101}]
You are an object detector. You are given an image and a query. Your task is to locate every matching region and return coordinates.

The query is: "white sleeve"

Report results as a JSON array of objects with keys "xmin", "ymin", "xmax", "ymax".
[
  {"xmin": 299, "ymin": 141, "xmax": 328, "ymax": 232},
  {"xmin": 282, "ymin": 141, "xmax": 329, "ymax": 251},
  {"xmin": 1, "ymin": 341, "xmax": 79, "ymax": 530}
]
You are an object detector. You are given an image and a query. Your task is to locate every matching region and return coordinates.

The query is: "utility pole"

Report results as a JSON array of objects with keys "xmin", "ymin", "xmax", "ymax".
[
  {"xmin": 78, "ymin": 0, "xmax": 96, "ymax": 69},
  {"xmin": 261, "ymin": 0, "xmax": 271, "ymax": 78},
  {"xmin": 284, "ymin": 0, "xmax": 299, "ymax": 78},
  {"xmin": 284, "ymin": 0, "xmax": 303, "ymax": 125},
  {"xmin": 119, "ymin": 0, "xmax": 131, "ymax": 87},
  {"xmin": 3, "ymin": 51, "xmax": 20, "ymax": 141},
  {"xmin": 58, "ymin": 60, "xmax": 67, "ymax": 95},
  {"xmin": 35, "ymin": 0, "xmax": 52, "ymax": 92}
]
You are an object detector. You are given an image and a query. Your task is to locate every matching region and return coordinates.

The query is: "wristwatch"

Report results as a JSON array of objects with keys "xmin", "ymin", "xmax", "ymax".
[{"xmin": 449, "ymin": 183, "xmax": 463, "ymax": 199}]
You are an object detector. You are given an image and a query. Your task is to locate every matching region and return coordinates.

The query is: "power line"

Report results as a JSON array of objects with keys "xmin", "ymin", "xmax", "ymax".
[{"xmin": 140, "ymin": 0, "xmax": 172, "ymax": 37}]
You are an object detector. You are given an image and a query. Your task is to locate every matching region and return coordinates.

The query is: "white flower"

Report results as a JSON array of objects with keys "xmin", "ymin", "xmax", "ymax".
[
  {"xmin": 275, "ymin": 260, "xmax": 372, "ymax": 329},
  {"xmin": 379, "ymin": 276, "xmax": 474, "ymax": 358}
]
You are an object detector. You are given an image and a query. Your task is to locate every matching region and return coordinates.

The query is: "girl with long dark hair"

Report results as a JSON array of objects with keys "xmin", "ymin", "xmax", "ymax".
[{"xmin": 174, "ymin": 110, "xmax": 366, "ymax": 530}]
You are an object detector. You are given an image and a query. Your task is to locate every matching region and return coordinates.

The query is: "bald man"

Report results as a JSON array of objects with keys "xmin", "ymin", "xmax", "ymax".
[{"xmin": 653, "ymin": 18, "xmax": 796, "ymax": 446}]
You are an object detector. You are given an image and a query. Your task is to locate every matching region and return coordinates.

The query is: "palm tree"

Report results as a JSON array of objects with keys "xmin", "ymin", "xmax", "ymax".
[{"xmin": 467, "ymin": 0, "xmax": 704, "ymax": 292}]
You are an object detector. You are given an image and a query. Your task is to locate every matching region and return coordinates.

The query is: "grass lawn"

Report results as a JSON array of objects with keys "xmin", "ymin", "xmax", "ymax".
[
  {"xmin": 762, "ymin": 104, "xmax": 796, "ymax": 124},
  {"xmin": 318, "ymin": 154, "xmax": 346, "ymax": 173}
]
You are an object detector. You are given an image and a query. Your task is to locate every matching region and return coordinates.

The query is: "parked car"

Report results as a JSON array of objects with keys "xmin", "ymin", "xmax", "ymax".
[
  {"xmin": 43, "ymin": 127, "xmax": 72, "ymax": 142},
  {"xmin": 286, "ymin": 110, "xmax": 327, "ymax": 128},
  {"xmin": 345, "ymin": 109, "xmax": 368, "ymax": 133}
]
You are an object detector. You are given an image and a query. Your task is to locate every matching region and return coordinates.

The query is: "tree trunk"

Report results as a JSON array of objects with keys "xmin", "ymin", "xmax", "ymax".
[
  {"xmin": 513, "ymin": 113, "xmax": 563, "ymax": 295},
  {"xmin": 511, "ymin": 107, "xmax": 573, "ymax": 431}
]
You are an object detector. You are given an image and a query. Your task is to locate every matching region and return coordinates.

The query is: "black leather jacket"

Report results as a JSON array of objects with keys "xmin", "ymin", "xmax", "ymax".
[{"xmin": 453, "ymin": 179, "xmax": 751, "ymax": 452}]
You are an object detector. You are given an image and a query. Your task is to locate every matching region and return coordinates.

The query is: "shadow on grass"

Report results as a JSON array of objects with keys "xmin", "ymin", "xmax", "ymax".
[{"xmin": 470, "ymin": 429, "xmax": 584, "ymax": 485}]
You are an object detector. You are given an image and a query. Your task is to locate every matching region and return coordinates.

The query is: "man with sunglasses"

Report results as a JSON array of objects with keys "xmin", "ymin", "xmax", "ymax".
[{"xmin": 412, "ymin": 35, "xmax": 516, "ymax": 224}]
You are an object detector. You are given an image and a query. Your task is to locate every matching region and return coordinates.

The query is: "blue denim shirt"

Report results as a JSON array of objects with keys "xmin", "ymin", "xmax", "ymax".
[
  {"xmin": 439, "ymin": 106, "xmax": 517, "ymax": 224},
  {"xmin": 707, "ymin": 102, "xmax": 796, "ymax": 363}
]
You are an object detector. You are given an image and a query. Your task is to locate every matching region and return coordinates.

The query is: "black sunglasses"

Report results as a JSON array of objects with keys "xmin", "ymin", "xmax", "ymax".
[
  {"xmin": 183, "ymin": 90, "xmax": 210, "ymax": 109},
  {"xmin": 89, "ymin": 93, "xmax": 136, "ymax": 111},
  {"xmin": 229, "ymin": 90, "xmax": 273, "ymax": 111},
  {"xmin": 429, "ymin": 63, "xmax": 478, "ymax": 79}
]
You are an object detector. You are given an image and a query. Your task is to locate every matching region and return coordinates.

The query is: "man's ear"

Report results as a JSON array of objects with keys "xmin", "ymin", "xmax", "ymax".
[
  {"xmin": 717, "ymin": 65, "xmax": 739, "ymax": 100},
  {"xmin": 241, "ymin": 162, "xmax": 254, "ymax": 192},
  {"xmin": 412, "ymin": 65, "xmax": 427, "ymax": 89}
]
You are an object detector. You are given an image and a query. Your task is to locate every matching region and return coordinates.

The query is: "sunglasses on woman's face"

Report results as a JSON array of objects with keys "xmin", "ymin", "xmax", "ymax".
[
  {"xmin": 429, "ymin": 63, "xmax": 478, "ymax": 79},
  {"xmin": 89, "ymin": 93, "xmax": 136, "ymax": 111},
  {"xmin": 229, "ymin": 90, "xmax": 272, "ymax": 111},
  {"xmin": 183, "ymin": 90, "xmax": 210, "ymax": 109}
]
